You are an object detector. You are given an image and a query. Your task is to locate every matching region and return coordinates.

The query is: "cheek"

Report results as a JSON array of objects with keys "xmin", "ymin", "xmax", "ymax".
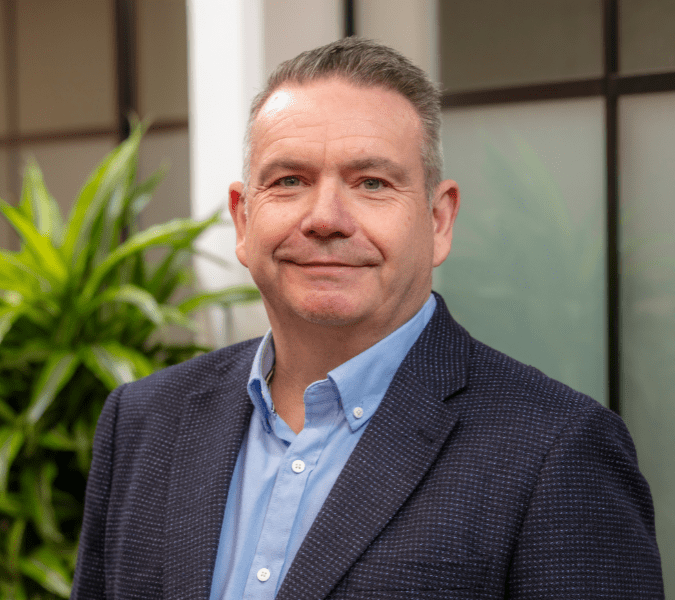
[{"xmin": 245, "ymin": 213, "xmax": 294, "ymax": 262}]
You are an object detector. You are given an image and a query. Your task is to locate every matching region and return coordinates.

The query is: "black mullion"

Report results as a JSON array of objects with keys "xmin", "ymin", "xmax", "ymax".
[
  {"xmin": 442, "ymin": 78, "xmax": 604, "ymax": 107},
  {"xmin": 114, "ymin": 0, "xmax": 137, "ymax": 141},
  {"xmin": 440, "ymin": 71, "xmax": 675, "ymax": 109},
  {"xmin": 344, "ymin": 0, "xmax": 355, "ymax": 37},
  {"xmin": 617, "ymin": 71, "xmax": 675, "ymax": 95},
  {"xmin": 604, "ymin": 0, "xmax": 620, "ymax": 414}
]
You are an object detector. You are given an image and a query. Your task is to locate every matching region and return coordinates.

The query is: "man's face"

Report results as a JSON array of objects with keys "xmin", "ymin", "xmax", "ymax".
[{"xmin": 231, "ymin": 78, "xmax": 458, "ymax": 340}]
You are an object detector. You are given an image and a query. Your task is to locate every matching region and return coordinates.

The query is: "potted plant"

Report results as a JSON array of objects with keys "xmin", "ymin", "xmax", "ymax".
[{"xmin": 0, "ymin": 125, "xmax": 259, "ymax": 598}]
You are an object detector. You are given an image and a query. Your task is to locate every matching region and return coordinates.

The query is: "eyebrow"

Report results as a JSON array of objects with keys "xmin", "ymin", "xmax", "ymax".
[
  {"xmin": 257, "ymin": 159, "xmax": 314, "ymax": 186},
  {"xmin": 341, "ymin": 157, "xmax": 410, "ymax": 185},
  {"xmin": 256, "ymin": 156, "xmax": 410, "ymax": 186}
]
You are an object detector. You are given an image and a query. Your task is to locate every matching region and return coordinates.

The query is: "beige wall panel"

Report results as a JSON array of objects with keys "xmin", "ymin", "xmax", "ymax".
[
  {"xmin": 137, "ymin": 0, "xmax": 189, "ymax": 121},
  {"xmin": 620, "ymin": 0, "xmax": 675, "ymax": 75},
  {"xmin": 19, "ymin": 137, "xmax": 116, "ymax": 217},
  {"xmin": 439, "ymin": 0, "xmax": 602, "ymax": 92},
  {"xmin": 0, "ymin": 7, "xmax": 8, "ymax": 135},
  {"xmin": 137, "ymin": 128, "xmax": 190, "ymax": 229},
  {"xmin": 16, "ymin": 0, "xmax": 116, "ymax": 133},
  {"xmin": 357, "ymin": 0, "xmax": 439, "ymax": 82},
  {"xmin": 264, "ymin": 0, "xmax": 341, "ymax": 75}
]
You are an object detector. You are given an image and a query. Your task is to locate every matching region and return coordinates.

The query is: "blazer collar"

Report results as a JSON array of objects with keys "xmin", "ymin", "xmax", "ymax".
[{"xmin": 277, "ymin": 293, "xmax": 471, "ymax": 600}]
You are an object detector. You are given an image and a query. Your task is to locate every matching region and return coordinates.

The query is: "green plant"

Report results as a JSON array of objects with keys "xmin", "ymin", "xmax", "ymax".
[{"xmin": 0, "ymin": 125, "xmax": 260, "ymax": 598}]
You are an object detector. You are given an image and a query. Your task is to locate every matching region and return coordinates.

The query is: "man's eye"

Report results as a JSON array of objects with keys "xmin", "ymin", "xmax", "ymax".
[
  {"xmin": 275, "ymin": 176, "xmax": 301, "ymax": 187},
  {"xmin": 362, "ymin": 178, "xmax": 384, "ymax": 190}
]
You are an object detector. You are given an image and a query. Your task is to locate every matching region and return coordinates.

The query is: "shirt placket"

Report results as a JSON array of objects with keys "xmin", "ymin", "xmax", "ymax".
[{"xmin": 242, "ymin": 381, "xmax": 338, "ymax": 599}]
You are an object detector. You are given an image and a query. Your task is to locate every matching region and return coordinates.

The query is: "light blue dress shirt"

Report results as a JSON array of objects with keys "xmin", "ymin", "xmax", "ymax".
[{"xmin": 209, "ymin": 295, "xmax": 436, "ymax": 600}]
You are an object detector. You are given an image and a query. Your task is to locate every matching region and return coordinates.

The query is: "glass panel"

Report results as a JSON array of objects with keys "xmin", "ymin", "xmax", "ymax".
[
  {"xmin": 137, "ymin": 0, "xmax": 189, "ymax": 121},
  {"xmin": 19, "ymin": 137, "xmax": 116, "ymax": 217},
  {"xmin": 619, "ymin": 91, "xmax": 675, "ymax": 596},
  {"xmin": 436, "ymin": 98, "xmax": 606, "ymax": 404},
  {"xmin": 620, "ymin": 0, "xmax": 675, "ymax": 75},
  {"xmin": 439, "ymin": 0, "xmax": 603, "ymax": 92},
  {"xmin": 16, "ymin": 0, "xmax": 115, "ymax": 133}
]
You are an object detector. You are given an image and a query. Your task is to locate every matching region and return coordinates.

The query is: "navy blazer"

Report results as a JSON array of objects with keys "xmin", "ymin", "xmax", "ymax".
[{"xmin": 73, "ymin": 294, "xmax": 663, "ymax": 599}]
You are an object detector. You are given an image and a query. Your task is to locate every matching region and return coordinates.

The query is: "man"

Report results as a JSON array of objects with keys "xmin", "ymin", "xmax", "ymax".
[{"xmin": 73, "ymin": 38, "xmax": 663, "ymax": 599}]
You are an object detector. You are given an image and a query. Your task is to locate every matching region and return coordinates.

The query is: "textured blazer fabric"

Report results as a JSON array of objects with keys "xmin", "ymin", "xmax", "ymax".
[{"xmin": 72, "ymin": 293, "xmax": 664, "ymax": 599}]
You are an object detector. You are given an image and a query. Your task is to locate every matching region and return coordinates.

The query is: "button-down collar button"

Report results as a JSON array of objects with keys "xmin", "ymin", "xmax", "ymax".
[
  {"xmin": 353, "ymin": 406, "xmax": 364, "ymax": 419},
  {"xmin": 291, "ymin": 459, "xmax": 306, "ymax": 473},
  {"xmin": 257, "ymin": 568, "xmax": 271, "ymax": 582}
]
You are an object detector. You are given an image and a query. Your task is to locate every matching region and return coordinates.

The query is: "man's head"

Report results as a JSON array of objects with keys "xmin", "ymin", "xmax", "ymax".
[
  {"xmin": 244, "ymin": 37, "xmax": 443, "ymax": 204},
  {"xmin": 230, "ymin": 39, "xmax": 459, "ymax": 346}
]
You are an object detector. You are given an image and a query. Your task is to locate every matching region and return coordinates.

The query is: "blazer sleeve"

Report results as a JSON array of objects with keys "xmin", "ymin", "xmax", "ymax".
[
  {"xmin": 71, "ymin": 385, "xmax": 124, "ymax": 599},
  {"xmin": 506, "ymin": 403, "xmax": 664, "ymax": 598}
]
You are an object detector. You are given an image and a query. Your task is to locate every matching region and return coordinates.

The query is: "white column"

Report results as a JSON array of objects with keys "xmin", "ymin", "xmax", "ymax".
[{"xmin": 186, "ymin": 0, "xmax": 267, "ymax": 346}]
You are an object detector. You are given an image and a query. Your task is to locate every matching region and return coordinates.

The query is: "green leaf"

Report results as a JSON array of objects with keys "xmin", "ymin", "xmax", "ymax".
[
  {"xmin": 179, "ymin": 285, "xmax": 261, "ymax": 313},
  {"xmin": 0, "ymin": 250, "xmax": 46, "ymax": 297},
  {"xmin": 81, "ymin": 213, "xmax": 219, "ymax": 302},
  {"xmin": 26, "ymin": 352, "xmax": 80, "ymax": 425},
  {"xmin": 89, "ymin": 284, "xmax": 165, "ymax": 325},
  {"xmin": 73, "ymin": 418, "xmax": 92, "ymax": 473},
  {"xmin": 0, "ymin": 426, "xmax": 25, "ymax": 494},
  {"xmin": 0, "ymin": 339, "xmax": 51, "ymax": 369},
  {"xmin": 39, "ymin": 425, "xmax": 76, "ymax": 452},
  {"xmin": 0, "ymin": 305, "xmax": 21, "ymax": 345},
  {"xmin": 0, "ymin": 399, "xmax": 17, "ymax": 424},
  {"xmin": 19, "ymin": 162, "xmax": 65, "ymax": 246},
  {"xmin": 22, "ymin": 463, "xmax": 64, "ymax": 544},
  {"xmin": 0, "ymin": 199, "xmax": 68, "ymax": 286},
  {"xmin": 19, "ymin": 546, "xmax": 71, "ymax": 597},
  {"xmin": 62, "ymin": 125, "xmax": 143, "ymax": 266},
  {"xmin": 128, "ymin": 165, "xmax": 166, "ymax": 223},
  {"xmin": 6, "ymin": 518, "xmax": 26, "ymax": 575},
  {"xmin": 0, "ymin": 492, "xmax": 22, "ymax": 516},
  {"xmin": 80, "ymin": 342, "xmax": 154, "ymax": 390}
]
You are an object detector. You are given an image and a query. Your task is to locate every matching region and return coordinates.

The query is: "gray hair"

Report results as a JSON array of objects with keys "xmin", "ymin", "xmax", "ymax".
[{"xmin": 243, "ymin": 37, "xmax": 443, "ymax": 204}]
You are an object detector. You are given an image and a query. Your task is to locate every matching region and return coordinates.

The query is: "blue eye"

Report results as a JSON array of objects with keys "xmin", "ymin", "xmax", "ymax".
[
  {"xmin": 276, "ymin": 176, "xmax": 301, "ymax": 187},
  {"xmin": 363, "ymin": 178, "xmax": 383, "ymax": 190}
]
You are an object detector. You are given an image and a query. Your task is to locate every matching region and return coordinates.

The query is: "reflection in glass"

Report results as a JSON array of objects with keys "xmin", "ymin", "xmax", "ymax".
[
  {"xmin": 436, "ymin": 99, "xmax": 606, "ymax": 404},
  {"xmin": 620, "ymin": 92, "xmax": 675, "ymax": 598}
]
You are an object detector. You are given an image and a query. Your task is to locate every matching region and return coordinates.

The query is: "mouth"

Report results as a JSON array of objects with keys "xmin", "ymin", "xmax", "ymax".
[
  {"xmin": 292, "ymin": 261, "xmax": 360, "ymax": 267},
  {"xmin": 281, "ymin": 260, "xmax": 373, "ymax": 276}
]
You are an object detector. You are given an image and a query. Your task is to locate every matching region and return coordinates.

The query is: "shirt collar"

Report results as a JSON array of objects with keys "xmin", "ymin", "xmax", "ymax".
[{"xmin": 247, "ymin": 294, "xmax": 437, "ymax": 433}]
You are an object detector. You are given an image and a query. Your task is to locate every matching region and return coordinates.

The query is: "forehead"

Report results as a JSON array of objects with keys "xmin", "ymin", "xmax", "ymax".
[{"xmin": 249, "ymin": 78, "xmax": 424, "ymax": 175}]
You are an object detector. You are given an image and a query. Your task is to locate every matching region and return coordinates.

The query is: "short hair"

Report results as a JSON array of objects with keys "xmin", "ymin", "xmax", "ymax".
[{"xmin": 243, "ymin": 37, "xmax": 443, "ymax": 204}]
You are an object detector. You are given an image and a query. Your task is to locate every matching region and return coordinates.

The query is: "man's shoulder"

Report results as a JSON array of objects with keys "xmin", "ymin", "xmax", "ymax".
[
  {"xmin": 423, "ymin": 296, "xmax": 618, "ymax": 445},
  {"xmin": 110, "ymin": 337, "xmax": 261, "ymax": 413},
  {"xmin": 460, "ymin": 334, "xmax": 630, "ymax": 456}
]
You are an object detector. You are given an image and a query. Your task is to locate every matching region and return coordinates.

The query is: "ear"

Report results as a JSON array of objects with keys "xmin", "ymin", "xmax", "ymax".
[
  {"xmin": 431, "ymin": 179, "xmax": 460, "ymax": 267},
  {"xmin": 228, "ymin": 181, "xmax": 248, "ymax": 268}
]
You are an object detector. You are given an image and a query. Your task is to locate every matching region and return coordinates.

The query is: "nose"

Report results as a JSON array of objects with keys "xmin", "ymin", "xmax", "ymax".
[{"xmin": 300, "ymin": 179, "xmax": 356, "ymax": 240}]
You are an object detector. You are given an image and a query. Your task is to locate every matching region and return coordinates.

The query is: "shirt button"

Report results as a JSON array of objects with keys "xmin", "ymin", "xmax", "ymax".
[
  {"xmin": 353, "ymin": 407, "xmax": 364, "ymax": 418},
  {"xmin": 257, "ymin": 567, "xmax": 271, "ymax": 582},
  {"xmin": 291, "ymin": 459, "xmax": 305, "ymax": 473}
]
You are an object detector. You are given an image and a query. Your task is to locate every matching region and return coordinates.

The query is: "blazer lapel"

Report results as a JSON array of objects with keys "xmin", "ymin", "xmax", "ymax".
[
  {"xmin": 163, "ymin": 354, "xmax": 255, "ymax": 600},
  {"xmin": 277, "ymin": 296, "xmax": 471, "ymax": 600}
]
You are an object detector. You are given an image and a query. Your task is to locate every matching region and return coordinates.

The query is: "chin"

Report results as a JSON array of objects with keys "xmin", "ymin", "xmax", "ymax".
[{"xmin": 294, "ymin": 293, "xmax": 366, "ymax": 328}]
